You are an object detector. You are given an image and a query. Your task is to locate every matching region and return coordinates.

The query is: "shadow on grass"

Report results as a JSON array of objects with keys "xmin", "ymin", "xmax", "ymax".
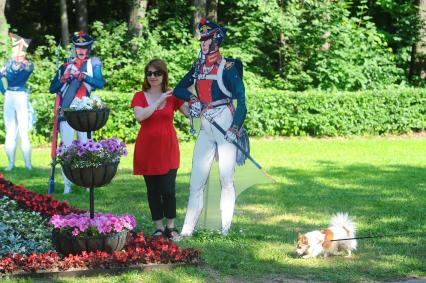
[
  {"xmin": 195, "ymin": 162, "xmax": 426, "ymax": 282},
  {"xmin": 2, "ymin": 161, "xmax": 425, "ymax": 282}
]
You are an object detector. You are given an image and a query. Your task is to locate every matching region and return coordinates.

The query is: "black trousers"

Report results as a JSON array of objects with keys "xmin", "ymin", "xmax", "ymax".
[{"xmin": 143, "ymin": 169, "xmax": 177, "ymax": 221}]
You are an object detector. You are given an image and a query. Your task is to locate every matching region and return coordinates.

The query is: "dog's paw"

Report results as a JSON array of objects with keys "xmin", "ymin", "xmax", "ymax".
[{"xmin": 302, "ymin": 255, "xmax": 313, "ymax": 259}]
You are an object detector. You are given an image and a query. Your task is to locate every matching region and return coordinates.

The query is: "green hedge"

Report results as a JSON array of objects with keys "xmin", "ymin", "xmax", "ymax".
[
  {"xmin": 0, "ymin": 88, "xmax": 425, "ymax": 144},
  {"xmin": 245, "ymin": 88, "xmax": 426, "ymax": 136}
]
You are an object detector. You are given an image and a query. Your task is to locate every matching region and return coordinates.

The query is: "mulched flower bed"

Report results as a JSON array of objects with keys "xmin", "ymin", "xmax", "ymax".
[{"xmin": 0, "ymin": 174, "xmax": 200, "ymax": 277}]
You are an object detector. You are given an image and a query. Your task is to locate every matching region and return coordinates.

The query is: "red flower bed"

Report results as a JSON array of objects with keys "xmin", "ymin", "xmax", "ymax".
[
  {"xmin": 0, "ymin": 233, "xmax": 199, "ymax": 275},
  {"xmin": 0, "ymin": 174, "xmax": 85, "ymax": 216},
  {"xmin": 0, "ymin": 174, "xmax": 200, "ymax": 276}
]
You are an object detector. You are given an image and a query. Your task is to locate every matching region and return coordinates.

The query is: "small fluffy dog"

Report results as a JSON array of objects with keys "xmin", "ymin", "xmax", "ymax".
[{"xmin": 296, "ymin": 213, "xmax": 357, "ymax": 258}]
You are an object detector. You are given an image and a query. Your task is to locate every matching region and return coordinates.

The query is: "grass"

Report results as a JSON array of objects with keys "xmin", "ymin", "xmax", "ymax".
[{"xmin": 1, "ymin": 136, "xmax": 425, "ymax": 282}]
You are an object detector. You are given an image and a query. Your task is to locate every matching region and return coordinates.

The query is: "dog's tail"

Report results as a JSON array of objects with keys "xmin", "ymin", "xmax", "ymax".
[{"xmin": 330, "ymin": 212, "xmax": 356, "ymax": 235}]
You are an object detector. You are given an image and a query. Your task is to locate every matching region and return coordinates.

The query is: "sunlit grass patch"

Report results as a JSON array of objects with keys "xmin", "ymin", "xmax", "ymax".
[{"xmin": 1, "ymin": 136, "xmax": 425, "ymax": 282}]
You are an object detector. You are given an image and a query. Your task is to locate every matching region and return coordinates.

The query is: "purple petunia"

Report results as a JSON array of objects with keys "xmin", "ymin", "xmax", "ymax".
[{"xmin": 55, "ymin": 137, "xmax": 127, "ymax": 169}]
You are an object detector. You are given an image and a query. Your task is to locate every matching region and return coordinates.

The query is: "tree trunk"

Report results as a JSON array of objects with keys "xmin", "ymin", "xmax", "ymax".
[
  {"xmin": 408, "ymin": 44, "xmax": 417, "ymax": 81},
  {"xmin": 0, "ymin": 0, "xmax": 8, "ymax": 56},
  {"xmin": 60, "ymin": 0, "xmax": 70, "ymax": 47},
  {"xmin": 129, "ymin": 0, "xmax": 148, "ymax": 37},
  {"xmin": 278, "ymin": 0, "xmax": 286, "ymax": 73},
  {"xmin": 193, "ymin": 0, "xmax": 206, "ymax": 37},
  {"xmin": 409, "ymin": 0, "xmax": 426, "ymax": 81},
  {"xmin": 76, "ymin": 0, "xmax": 88, "ymax": 33},
  {"xmin": 206, "ymin": 0, "xmax": 217, "ymax": 21},
  {"xmin": 417, "ymin": 0, "xmax": 426, "ymax": 79}
]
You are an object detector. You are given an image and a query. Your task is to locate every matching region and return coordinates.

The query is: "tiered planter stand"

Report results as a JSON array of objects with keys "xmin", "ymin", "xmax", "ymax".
[{"xmin": 53, "ymin": 108, "xmax": 128, "ymax": 255}]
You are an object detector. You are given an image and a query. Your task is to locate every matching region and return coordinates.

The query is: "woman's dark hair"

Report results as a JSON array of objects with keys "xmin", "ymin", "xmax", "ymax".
[{"xmin": 142, "ymin": 59, "xmax": 169, "ymax": 92}]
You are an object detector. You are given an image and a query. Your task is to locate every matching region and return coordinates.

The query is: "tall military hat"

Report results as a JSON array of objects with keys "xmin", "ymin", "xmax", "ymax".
[
  {"xmin": 197, "ymin": 18, "xmax": 227, "ymax": 45},
  {"xmin": 71, "ymin": 31, "xmax": 94, "ymax": 48},
  {"xmin": 10, "ymin": 33, "xmax": 31, "ymax": 57}
]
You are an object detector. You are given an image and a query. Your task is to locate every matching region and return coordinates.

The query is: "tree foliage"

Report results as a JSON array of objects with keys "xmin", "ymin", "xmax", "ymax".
[{"xmin": 1, "ymin": 0, "xmax": 424, "ymax": 91}]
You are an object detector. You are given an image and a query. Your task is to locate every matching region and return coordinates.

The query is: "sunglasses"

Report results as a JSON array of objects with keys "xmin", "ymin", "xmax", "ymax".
[{"xmin": 145, "ymin": 70, "xmax": 163, "ymax": 77}]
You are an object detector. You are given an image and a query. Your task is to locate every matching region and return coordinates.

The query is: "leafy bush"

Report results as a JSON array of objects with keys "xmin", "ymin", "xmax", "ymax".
[
  {"xmin": 1, "ymin": 0, "xmax": 424, "ymax": 96},
  {"xmin": 90, "ymin": 19, "xmax": 197, "ymax": 93},
  {"xmin": 278, "ymin": 0, "xmax": 403, "ymax": 90},
  {"xmin": 4, "ymin": 87, "xmax": 423, "ymax": 145},
  {"xmin": 245, "ymin": 87, "xmax": 426, "ymax": 136}
]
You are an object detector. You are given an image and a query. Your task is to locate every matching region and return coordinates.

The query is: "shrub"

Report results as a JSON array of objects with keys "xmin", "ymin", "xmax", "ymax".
[
  {"xmin": 3, "ymin": 87, "xmax": 422, "ymax": 145},
  {"xmin": 244, "ymin": 87, "xmax": 426, "ymax": 136},
  {"xmin": 277, "ymin": 0, "xmax": 404, "ymax": 90}
]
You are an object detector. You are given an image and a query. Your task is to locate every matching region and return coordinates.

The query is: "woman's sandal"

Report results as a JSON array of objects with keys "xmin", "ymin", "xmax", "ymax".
[
  {"xmin": 165, "ymin": 227, "xmax": 182, "ymax": 241},
  {"xmin": 152, "ymin": 228, "xmax": 165, "ymax": 237}
]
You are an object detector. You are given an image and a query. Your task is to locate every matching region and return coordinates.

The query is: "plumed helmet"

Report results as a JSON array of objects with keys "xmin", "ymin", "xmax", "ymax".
[
  {"xmin": 197, "ymin": 18, "xmax": 227, "ymax": 46},
  {"xmin": 9, "ymin": 33, "xmax": 31, "ymax": 57},
  {"xmin": 71, "ymin": 31, "xmax": 94, "ymax": 48}
]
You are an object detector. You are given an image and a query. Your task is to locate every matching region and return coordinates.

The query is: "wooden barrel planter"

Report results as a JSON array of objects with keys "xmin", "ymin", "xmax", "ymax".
[
  {"xmin": 52, "ymin": 229, "xmax": 128, "ymax": 256},
  {"xmin": 63, "ymin": 108, "xmax": 110, "ymax": 132},
  {"xmin": 61, "ymin": 162, "xmax": 119, "ymax": 188}
]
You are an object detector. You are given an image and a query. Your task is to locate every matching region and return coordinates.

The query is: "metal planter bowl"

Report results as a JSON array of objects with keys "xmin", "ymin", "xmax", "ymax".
[
  {"xmin": 63, "ymin": 108, "xmax": 110, "ymax": 132},
  {"xmin": 52, "ymin": 229, "xmax": 129, "ymax": 256},
  {"xmin": 62, "ymin": 162, "xmax": 119, "ymax": 188}
]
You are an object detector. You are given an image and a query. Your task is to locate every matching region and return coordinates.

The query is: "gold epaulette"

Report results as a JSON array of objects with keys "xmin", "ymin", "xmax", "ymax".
[{"xmin": 225, "ymin": 61, "xmax": 235, "ymax": 70}]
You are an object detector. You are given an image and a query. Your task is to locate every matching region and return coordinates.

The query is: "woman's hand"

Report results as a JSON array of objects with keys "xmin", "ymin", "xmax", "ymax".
[{"xmin": 155, "ymin": 90, "xmax": 172, "ymax": 109}]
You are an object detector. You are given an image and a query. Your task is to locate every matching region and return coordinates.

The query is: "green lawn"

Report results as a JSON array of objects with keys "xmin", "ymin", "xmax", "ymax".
[{"xmin": 1, "ymin": 136, "xmax": 426, "ymax": 282}]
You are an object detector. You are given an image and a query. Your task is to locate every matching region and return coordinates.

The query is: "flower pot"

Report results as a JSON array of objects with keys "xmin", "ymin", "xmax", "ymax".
[
  {"xmin": 52, "ymin": 229, "xmax": 129, "ymax": 255},
  {"xmin": 63, "ymin": 108, "xmax": 110, "ymax": 132},
  {"xmin": 62, "ymin": 162, "xmax": 119, "ymax": 188}
]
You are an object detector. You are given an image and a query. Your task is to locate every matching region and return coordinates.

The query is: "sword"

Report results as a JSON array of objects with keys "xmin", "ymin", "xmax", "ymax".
[{"xmin": 202, "ymin": 113, "xmax": 277, "ymax": 183}]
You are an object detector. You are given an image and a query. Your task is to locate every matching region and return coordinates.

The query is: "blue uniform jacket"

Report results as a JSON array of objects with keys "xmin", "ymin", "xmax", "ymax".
[
  {"xmin": 0, "ymin": 60, "xmax": 34, "ymax": 95},
  {"xmin": 49, "ymin": 57, "xmax": 104, "ymax": 95},
  {"xmin": 174, "ymin": 59, "xmax": 247, "ymax": 129}
]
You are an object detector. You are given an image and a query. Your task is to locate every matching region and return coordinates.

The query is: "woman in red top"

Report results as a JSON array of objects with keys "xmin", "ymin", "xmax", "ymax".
[{"xmin": 131, "ymin": 59, "xmax": 188, "ymax": 240}]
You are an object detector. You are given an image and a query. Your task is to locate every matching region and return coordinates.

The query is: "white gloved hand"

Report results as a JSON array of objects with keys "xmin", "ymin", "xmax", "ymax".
[
  {"xmin": 225, "ymin": 126, "xmax": 238, "ymax": 143},
  {"xmin": 189, "ymin": 97, "xmax": 202, "ymax": 118}
]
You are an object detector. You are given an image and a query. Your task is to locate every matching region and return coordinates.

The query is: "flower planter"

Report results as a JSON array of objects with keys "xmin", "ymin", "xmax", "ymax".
[
  {"xmin": 52, "ymin": 229, "xmax": 128, "ymax": 255},
  {"xmin": 61, "ymin": 162, "xmax": 119, "ymax": 188},
  {"xmin": 63, "ymin": 108, "xmax": 110, "ymax": 132}
]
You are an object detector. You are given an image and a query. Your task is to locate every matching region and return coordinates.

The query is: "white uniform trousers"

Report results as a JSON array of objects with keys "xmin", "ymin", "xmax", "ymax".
[
  {"xmin": 181, "ymin": 106, "xmax": 237, "ymax": 235},
  {"xmin": 3, "ymin": 90, "xmax": 31, "ymax": 170},
  {"xmin": 59, "ymin": 121, "xmax": 88, "ymax": 193}
]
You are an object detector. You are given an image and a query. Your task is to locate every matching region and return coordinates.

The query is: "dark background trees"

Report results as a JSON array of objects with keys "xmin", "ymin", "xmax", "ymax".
[
  {"xmin": 4, "ymin": 0, "xmax": 132, "ymax": 50},
  {"xmin": 1, "ymin": 0, "xmax": 424, "ymax": 91}
]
